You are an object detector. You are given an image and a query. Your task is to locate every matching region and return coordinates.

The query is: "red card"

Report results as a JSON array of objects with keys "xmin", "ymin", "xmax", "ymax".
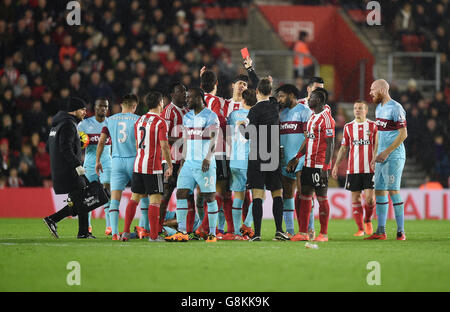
[{"xmin": 240, "ymin": 47, "xmax": 249, "ymax": 59}]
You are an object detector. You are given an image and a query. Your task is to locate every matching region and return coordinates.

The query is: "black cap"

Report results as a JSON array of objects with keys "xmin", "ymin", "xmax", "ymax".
[
  {"xmin": 66, "ymin": 97, "xmax": 86, "ymax": 112},
  {"xmin": 232, "ymin": 75, "xmax": 249, "ymax": 84}
]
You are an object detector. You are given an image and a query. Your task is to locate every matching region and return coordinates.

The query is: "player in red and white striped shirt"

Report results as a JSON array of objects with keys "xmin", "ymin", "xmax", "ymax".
[
  {"xmin": 332, "ymin": 101, "xmax": 376, "ymax": 236},
  {"xmin": 130, "ymin": 91, "xmax": 173, "ymax": 241},
  {"xmin": 287, "ymin": 88, "xmax": 335, "ymax": 242}
]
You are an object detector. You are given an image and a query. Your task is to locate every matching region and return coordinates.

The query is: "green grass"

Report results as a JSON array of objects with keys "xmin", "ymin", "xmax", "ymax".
[{"xmin": 0, "ymin": 218, "xmax": 449, "ymax": 292}]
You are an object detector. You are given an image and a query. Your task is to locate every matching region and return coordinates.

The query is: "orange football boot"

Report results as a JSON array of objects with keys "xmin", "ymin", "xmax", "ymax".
[
  {"xmin": 112, "ymin": 234, "xmax": 120, "ymax": 241},
  {"xmin": 105, "ymin": 227, "xmax": 112, "ymax": 236},
  {"xmin": 165, "ymin": 231, "xmax": 189, "ymax": 242},
  {"xmin": 314, "ymin": 233, "xmax": 328, "ymax": 242},
  {"xmin": 364, "ymin": 233, "xmax": 387, "ymax": 240},
  {"xmin": 290, "ymin": 232, "xmax": 309, "ymax": 241},
  {"xmin": 364, "ymin": 221, "xmax": 373, "ymax": 235},
  {"xmin": 206, "ymin": 234, "xmax": 217, "ymax": 243},
  {"xmin": 354, "ymin": 230, "xmax": 365, "ymax": 237}
]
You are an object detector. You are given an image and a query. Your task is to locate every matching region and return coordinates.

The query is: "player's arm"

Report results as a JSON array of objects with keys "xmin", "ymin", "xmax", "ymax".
[
  {"xmin": 161, "ymin": 140, "xmax": 173, "ymax": 177},
  {"xmin": 332, "ymin": 145, "xmax": 349, "ymax": 179},
  {"xmin": 286, "ymin": 139, "xmax": 306, "ymax": 173},
  {"xmin": 202, "ymin": 123, "xmax": 219, "ymax": 172},
  {"xmin": 243, "ymin": 56, "xmax": 259, "ymax": 88},
  {"xmin": 375, "ymin": 127, "xmax": 407, "ymax": 163},
  {"xmin": 322, "ymin": 136, "xmax": 335, "ymax": 180},
  {"xmin": 96, "ymin": 127, "xmax": 109, "ymax": 175},
  {"xmin": 371, "ymin": 130, "xmax": 378, "ymax": 171}
]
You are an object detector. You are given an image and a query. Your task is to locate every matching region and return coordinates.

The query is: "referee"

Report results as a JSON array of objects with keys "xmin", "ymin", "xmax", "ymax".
[
  {"xmin": 239, "ymin": 77, "xmax": 288, "ymax": 241},
  {"xmin": 43, "ymin": 97, "xmax": 94, "ymax": 239}
]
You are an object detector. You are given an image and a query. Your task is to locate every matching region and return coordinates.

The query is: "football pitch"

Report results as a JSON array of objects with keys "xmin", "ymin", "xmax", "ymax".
[{"xmin": 0, "ymin": 218, "xmax": 449, "ymax": 292}]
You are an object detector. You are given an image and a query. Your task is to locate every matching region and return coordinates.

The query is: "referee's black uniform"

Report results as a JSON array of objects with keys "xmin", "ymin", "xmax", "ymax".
[{"xmin": 241, "ymin": 96, "xmax": 284, "ymax": 238}]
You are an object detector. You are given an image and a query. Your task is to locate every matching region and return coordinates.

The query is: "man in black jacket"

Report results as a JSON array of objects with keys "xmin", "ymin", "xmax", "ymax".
[
  {"xmin": 43, "ymin": 97, "xmax": 94, "ymax": 239},
  {"xmin": 239, "ymin": 78, "xmax": 288, "ymax": 241}
]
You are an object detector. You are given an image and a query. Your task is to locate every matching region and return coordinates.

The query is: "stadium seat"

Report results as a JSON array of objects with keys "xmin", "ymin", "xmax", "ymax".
[
  {"xmin": 347, "ymin": 9, "xmax": 366, "ymax": 24},
  {"xmin": 205, "ymin": 7, "xmax": 222, "ymax": 20},
  {"xmin": 401, "ymin": 35, "xmax": 423, "ymax": 52},
  {"xmin": 223, "ymin": 7, "xmax": 243, "ymax": 20}
]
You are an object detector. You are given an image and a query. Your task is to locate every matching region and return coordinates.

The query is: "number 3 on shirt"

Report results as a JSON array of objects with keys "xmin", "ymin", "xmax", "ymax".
[
  {"xmin": 204, "ymin": 176, "xmax": 214, "ymax": 187},
  {"xmin": 118, "ymin": 122, "xmax": 127, "ymax": 143}
]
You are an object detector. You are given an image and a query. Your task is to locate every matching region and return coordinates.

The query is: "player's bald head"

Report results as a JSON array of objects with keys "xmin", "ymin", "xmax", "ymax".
[{"xmin": 372, "ymin": 79, "xmax": 389, "ymax": 92}]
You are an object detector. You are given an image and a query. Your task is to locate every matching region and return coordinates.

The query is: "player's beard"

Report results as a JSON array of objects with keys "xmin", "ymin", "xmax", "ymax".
[{"xmin": 372, "ymin": 92, "xmax": 383, "ymax": 104}]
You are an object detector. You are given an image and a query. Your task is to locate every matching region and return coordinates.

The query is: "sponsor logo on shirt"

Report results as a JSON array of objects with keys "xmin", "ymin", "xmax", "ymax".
[{"xmin": 352, "ymin": 139, "xmax": 371, "ymax": 146}]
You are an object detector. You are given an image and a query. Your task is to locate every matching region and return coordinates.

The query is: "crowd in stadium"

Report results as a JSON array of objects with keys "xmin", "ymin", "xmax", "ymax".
[{"xmin": 0, "ymin": 0, "xmax": 449, "ymax": 188}]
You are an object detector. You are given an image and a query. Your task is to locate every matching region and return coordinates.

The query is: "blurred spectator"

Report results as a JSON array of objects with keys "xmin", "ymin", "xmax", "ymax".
[
  {"xmin": 18, "ymin": 160, "xmax": 41, "ymax": 187},
  {"xmin": 419, "ymin": 175, "xmax": 443, "ymax": 190},
  {"xmin": 34, "ymin": 141, "xmax": 50, "ymax": 179},
  {"xmin": 24, "ymin": 100, "xmax": 48, "ymax": 137},
  {"xmin": 403, "ymin": 79, "xmax": 423, "ymax": 104},
  {"xmin": 0, "ymin": 57, "xmax": 20, "ymax": 86},
  {"xmin": 293, "ymin": 31, "xmax": 314, "ymax": 78},
  {"xmin": 7, "ymin": 167, "xmax": 23, "ymax": 187},
  {"xmin": 394, "ymin": 3, "xmax": 414, "ymax": 35}
]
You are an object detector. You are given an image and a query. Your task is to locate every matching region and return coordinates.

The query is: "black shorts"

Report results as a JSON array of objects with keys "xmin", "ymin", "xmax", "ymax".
[
  {"xmin": 131, "ymin": 172, "xmax": 164, "ymax": 195},
  {"xmin": 345, "ymin": 173, "xmax": 374, "ymax": 191},
  {"xmin": 246, "ymin": 160, "xmax": 282, "ymax": 191},
  {"xmin": 301, "ymin": 167, "xmax": 328, "ymax": 188},
  {"xmin": 163, "ymin": 162, "xmax": 180, "ymax": 188},
  {"xmin": 216, "ymin": 158, "xmax": 230, "ymax": 181}
]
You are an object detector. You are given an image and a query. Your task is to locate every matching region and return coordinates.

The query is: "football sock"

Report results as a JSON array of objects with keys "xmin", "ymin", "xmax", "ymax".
[
  {"xmin": 242, "ymin": 190, "xmax": 250, "ymax": 221},
  {"xmin": 88, "ymin": 211, "xmax": 91, "ymax": 228},
  {"xmin": 163, "ymin": 225, "xmax": 176, "ymax": 237},
  {"xmin": 123, "ymin": 199, "xmax": 138, "ymax": 233},
  {"xmin": 243, "ymin": 202, "xmax": 253, "ymax": 227},
  {"xmin": 273, "ymin": 196, "xmax": 284, "ymax": 233},
  {"xmin": 140, "ymin": 197, "xmax": 150, "ymax": 231},
  {"xmin": 283, "ymin": 197, "xmax": 295, "ymax": 235},
  {"xmin": 223, "ymin": 195, "xmax": 234, "ymax": 233},
  {"xmin": 159, "ymin": 199, "xmax": 168, "ymax": 230},
  {"xmin": 207, "ymin": 201, "xmax": 219, "ymax": 235},
  {"xmin": 317, "ymin": 196, "xmax": 330, "ymax": 235},
  {"xmin": 148, "ymin": 204, "xmax": 160, "ymax": 239},
  {"xmin": 252, "ymin": 198, "xmax": 263, "ymax": 237},
  {"xmin": 176, "ymin": 199, "xmax": 188, "ymax": 233},
  {"xmin": 375, "ymin": 195, "xmax": 389, "ymax": 234},
  {"xmin": 352, "ymin": 201, "xmax": 364, "ymax": 231},
  {"xmin": 364, "ymin": 203, "xmax": 375, "ymax": 222},
  {"xmin": 192, "ymin": 211, "xmax": 201, "ymax": 232},
  {"xmin": 109, "ymin": 199, "xmax": 120, "ymax": 235},
  {"xmin": 104, "ymin": 200, "xmax": 110, "ymax": 228},
  {"xmin": 200, "ymin": 201, "xmax": 209, "ymax": 232},
  {"xmin": 218, "ymin": 207, "xmax": 225, "ymax": 233},
  {"xmin": 232, "ymin": 198, "xmax": 243, "ymax": 235},
  {"xmin": 196, "ymin": 195, "xmax": 205, "ymax": 220},
  {"xmin": 294, "ymin": 193, "xmax": 300, "ymax": 222},
  {"xmin": 186, "ymin": 197, "xmax": 196, "ymax": 233},
  {"xmin": 391, "ymin": 193, "xmax": 405, "ymax": 233},
  {"xmin": 308, "ymin": 206, "xmax": 315, "ymax": 231},
  {"xmin": 298, "ymin": 195, "xmax": 312, "ymax": 233}
]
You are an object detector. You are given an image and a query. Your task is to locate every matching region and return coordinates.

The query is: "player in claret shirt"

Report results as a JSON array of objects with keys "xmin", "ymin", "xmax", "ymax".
[
  {"xmin": 166, "ymin": 87, "xmax": 220, "ymax": 243},
  {"xmin": 276, "ymin": 84, "xmax": 314, "ymax": 239},
  {"xmin": 366, "ymin": 79, "xmax": 407, "ymax": 241},
  {"xmin": 77, "ymin": 98, "xmax": 112, "ymax": 235},
  {"xmin": 332, "ymin": 101, "xmax": 377, "ymax": 237},
  {"xmin": 287, "ymin": 88, "xmax": 335, "ymax": 242}
]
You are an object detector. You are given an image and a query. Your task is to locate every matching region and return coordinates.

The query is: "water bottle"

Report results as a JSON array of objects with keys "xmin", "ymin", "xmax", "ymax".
[{"xmin": 305, "ymin": 242, "xmax": 319, "ymax": 249}]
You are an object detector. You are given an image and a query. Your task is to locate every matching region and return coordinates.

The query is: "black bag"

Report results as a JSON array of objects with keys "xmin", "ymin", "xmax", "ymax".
[{"xmin": 76, "ymin": 176, "xmax": 111, "ymax": 213}]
